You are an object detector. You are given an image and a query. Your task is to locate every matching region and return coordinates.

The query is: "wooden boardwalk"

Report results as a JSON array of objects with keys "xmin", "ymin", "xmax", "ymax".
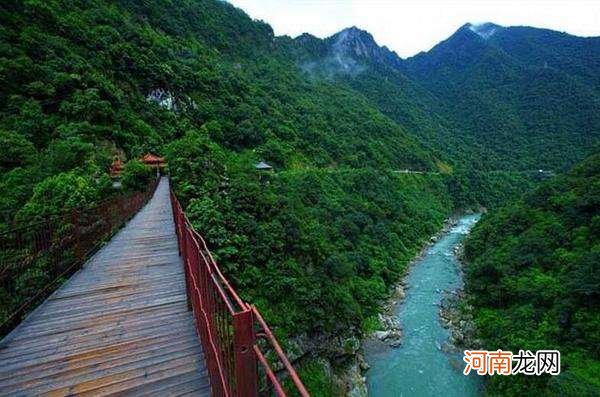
[{"xmin": 0, "ymin": 178, "xmax": 210, "ymax": 396}]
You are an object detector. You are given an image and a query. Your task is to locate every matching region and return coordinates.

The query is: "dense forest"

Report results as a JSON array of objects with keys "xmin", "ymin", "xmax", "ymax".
[
  {"xmin": 0, "ymin": 0, "xmax": 598, "ymax": 395},
  {"xmin": 464, "ymin": 154, "xmax": 600, "ymax": 396},
  {"xmin": 291, "ymin": 23, "xmax": 600, "ymax": 171}
]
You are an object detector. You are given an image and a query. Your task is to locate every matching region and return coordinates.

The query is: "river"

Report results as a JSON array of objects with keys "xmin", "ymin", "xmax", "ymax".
[{"xmin": 365, "ymin": 214, "xmax": 484, "ymax": 397}]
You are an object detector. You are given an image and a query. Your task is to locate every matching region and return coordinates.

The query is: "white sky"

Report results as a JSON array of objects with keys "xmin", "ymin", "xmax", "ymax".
[{"xmin": 226, "ymin": 0, "xmax": 600, "ymax": 57}]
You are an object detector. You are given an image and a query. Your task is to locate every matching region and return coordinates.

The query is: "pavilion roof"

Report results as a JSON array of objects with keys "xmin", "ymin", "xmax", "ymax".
[
  {"xmin": 141, "ymin": 153, "xmax": 165, "ymax": 165},
  {"xmin": 255, "ymin": 161, "xmax": 273, "ymax": 170}
]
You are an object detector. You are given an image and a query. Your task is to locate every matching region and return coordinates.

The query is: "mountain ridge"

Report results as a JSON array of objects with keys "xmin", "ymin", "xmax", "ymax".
[
  {"xmin": 289, "ymin": 21, "xmax": 600, "ymax": 171},
  {"xmin": 0, "ymin": 2, "xmax": 597, "ymax": 394}
]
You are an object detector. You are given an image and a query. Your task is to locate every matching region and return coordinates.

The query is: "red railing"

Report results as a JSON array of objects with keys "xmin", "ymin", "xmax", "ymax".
[
  {"xmin": 170, "ymin": 188, "xmax": 309, "ymax": 397},
  {"xmin": 0, "ymin": 178, "xmax": 159, "ymax": 337}
]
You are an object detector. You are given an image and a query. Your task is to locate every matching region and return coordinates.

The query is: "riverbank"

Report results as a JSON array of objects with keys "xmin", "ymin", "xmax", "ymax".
[
  {"xmin": 438, "ymin": 242, "xmax": 482, "ymax": 351},
  {"xmin": 293, "ymin": 214, "xmax": 482, "ymax": 396},
  {"xmin": 366, "ymin": 216, "xmax": 461, "ymax": 348},
  {"xmin": 363, "ymin": 214, "xmax": 483, "ymax": 396},
  {"xmin": 309, "ymin": 216, "xmax": 462, "ymax": 396},
  {"xmin": 330, "ymin": 216, "xmax": 461, "ymax": 396},
  {"xmin": 285, "ymin": 332, "xmax": 369, "ymax": 396}
]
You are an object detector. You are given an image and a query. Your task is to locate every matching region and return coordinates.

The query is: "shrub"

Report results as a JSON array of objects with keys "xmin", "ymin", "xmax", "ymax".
[
  {"xmin": 121, "ymin": 160, "xmax": 154, "ymax": 192},
  {"xmin": 0, "ymin": 130, "xmax": 36, "ymax": 171},
  {"xmin": 16, "ymin": 171, "xmax": 101, "ymax": 222}
]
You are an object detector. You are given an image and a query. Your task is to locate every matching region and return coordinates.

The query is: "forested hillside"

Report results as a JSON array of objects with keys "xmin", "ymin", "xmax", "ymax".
[
  {"xmin": 0, "ymin": 1, "xmax": 503, "ymax": 392},
  {"xmin": 407, "ymin": 24, "xmax": 600, "ymax": 171},
  {"xmin": 464, "ymin": 154, "xmax": 600, "ymax": 396},
  {"xmin": 0, "ymin": 0, "xmax": 597, "ymax": 394},
  {"xmin": 0, "ymin": 0, "xmax": 438, "ymax": 228},
  {"xmin": 292, "ymin": 23, "xmax": 600, "ymax": 171}
]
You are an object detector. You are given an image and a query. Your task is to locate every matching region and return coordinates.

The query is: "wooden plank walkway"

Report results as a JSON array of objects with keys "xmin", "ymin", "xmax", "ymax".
[{"xmin": 0, "ymin": 177, "xmax": 210, "ymax": 396}]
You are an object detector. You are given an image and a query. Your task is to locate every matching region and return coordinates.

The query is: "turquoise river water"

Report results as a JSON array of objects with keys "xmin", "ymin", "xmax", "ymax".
[{"xmin": 365, "ymin": 214, "xmax": 484, "ymax": 397}]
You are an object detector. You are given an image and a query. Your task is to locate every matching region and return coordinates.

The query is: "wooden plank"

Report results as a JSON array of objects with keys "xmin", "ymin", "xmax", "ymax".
[
  {"xmin": 2, "ymin": 343, "xmax": 203, "ymax": 393},
  {"xmin": 0, "ymin": 336, "xmax": 200, "ymax": 382},
  {"xmin": 0, "ymin": 321, "xmax": 197, "ymax": 364},
  {"xmin": 121, "ymin": 375, "xmax": 211, "ymax": 397},
  {"xmin": 0, "ymin": 299, "xmax": 190, "ymax": 349},
  {"xmin": 30, "ymin": 290, "xmax": 188, "ymax": 321},
  {"xmin": 3, "ymin": 301, "xmax": 190, "ymax": 342},
  {"xmin": 42, "ymin": 359, "xmax": 206, "ymax": 397},
  {"xmin": 2, "ymin": 311, "xmax": 192, "ymax": 352},
  {"xmin": 0, "ymin": 178, "xmax": 209, "ymax": 396}
]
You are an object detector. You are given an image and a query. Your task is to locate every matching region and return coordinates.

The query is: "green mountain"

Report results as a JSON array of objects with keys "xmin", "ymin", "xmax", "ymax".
[
  {"xmin": 463, "ymin": 153, "xmax": 600, "ymax": 396},
  {"xmin": 407, "ymin": 23, "xmax": 600, "ymax": 171},
  {"xmin": 0, "ymin": 1, "xmax": 466, "ymax": 392},
  {"xmin": 0, "ymin": 0, "xmax": 443, "ymax": 223},
  {"xmin": 291, "ymin": 23, "xmax": 600, "ymax": 171},
  {"xmin": 0, "ymin": 0, "xmax": 597, "ymax": 394},
  {"xmin": 283, "ymin": 27, "xmax": 469, "ymax": 168}
]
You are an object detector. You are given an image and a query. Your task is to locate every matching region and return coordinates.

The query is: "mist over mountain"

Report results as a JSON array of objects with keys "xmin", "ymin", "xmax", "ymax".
[{"xmin": 290, "ymin": 22, "xmax": 600, "ymax": 171}]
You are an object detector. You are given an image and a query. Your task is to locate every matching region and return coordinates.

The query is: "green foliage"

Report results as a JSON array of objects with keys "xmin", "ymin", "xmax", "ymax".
[
  {"xmin": 0, "ymin": 130, "xmax": 36, "ymax": 171},
  {"xmin": 463, "ymin": 154, "xmax": 600, "ymax": 395},
  {"xmin": 173, "ymin": 167, "xmax": 453, "ymax": 337},
  {"xmin": 361, "ymin": 315, "xmax": 382, "ymax": 334},
  {"xmin": 0, "ymin": 167, "xmax": 40, "ymax": 228},
  {"xmin": 292, "ymin": 25, "xmax": 599, "ymax": 172},
  {"xmin": 291, "ymin": 360, "xmax": 344, "ymax": 397},
  {"xmin": 444, "ymin": 168, "xmax": 538, "ymax": 210},
  {"xmin": 44, "ymin": 136, "xmax": 96, "ymax": 174},
  {"xmin": 0, "ymin": 1, "xmax": 594, "ymax": 395},
  {"xmin": 404, "ymin": 25, "xmax": 600, "ymax": 171},
  {"xmin": 0, "ymin": 255, "xmax": 54, "ymax": 326},
  {"xmin": 164, "ymin": 130, "xmax": 226, "ymax": 203},
  {"xmin": 120, "ymin": 160, "xmax": 153, "ymax": 192},
  {"xmin": 0, "ymin": 0, "xmax": 439, "ymax": 222},
  {"xmin": 16, "ymin": 171, "xmax": 108, "ymax": 222}
]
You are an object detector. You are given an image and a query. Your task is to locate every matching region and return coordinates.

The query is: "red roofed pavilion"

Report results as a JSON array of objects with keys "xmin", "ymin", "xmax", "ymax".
[
  {"xmin": 141, "ymin": 153, "xmax": 166, "ymax": 169},
  {"xmin": 109, "ymin": 157, "xmax": 124, "ymax": 178}
]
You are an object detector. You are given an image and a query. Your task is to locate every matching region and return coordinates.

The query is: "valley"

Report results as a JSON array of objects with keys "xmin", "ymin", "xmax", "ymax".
[
  {"xmin": 365, "ymin": 214, "xmax": 482, "ymax": 396},
  {"xmin": 0, "ymin": 0, "xmax": 598, "ymax": 396}
]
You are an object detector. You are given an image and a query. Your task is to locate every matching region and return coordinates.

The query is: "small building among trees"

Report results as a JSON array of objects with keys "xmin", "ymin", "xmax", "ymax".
[
  {"xmin": 141, "ymin": 153, "xmax": 166, "ymax": 169},
  {"xmin": 255, "ymin": 160, "xmax": 273, "ymax": 172},
  {"xmin": 141, "ymin": 153, "xmax": 167, "ymax": 175},
  {"xmin": 109, "ymin": 157, "xmax": 124, "ymax": 178}
]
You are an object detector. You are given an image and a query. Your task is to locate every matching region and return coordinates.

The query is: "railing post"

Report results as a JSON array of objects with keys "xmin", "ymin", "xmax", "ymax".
[
  {"xmin": 233, "ymin": 309, "xmax": 258, "ymax": 397},
  {"xmin": 175, "ymin": 210, "xmax": 182, "ymax": 256},
  {"xmin": 180, "ymin": 213, "xmax": 187, "ymax": 260},
  {"xmin": 183, "ymin": 231, "xmax": 193, "ymax": 311},
  {"xmin": 71, "ymin": 209, "xmax": 82, "ymax": 263}
]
